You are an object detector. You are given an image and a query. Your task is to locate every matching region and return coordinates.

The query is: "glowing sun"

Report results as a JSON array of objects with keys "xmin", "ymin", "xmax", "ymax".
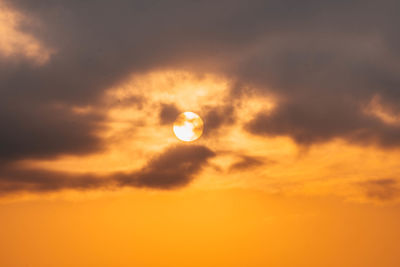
[{"xmin": 173, "ymin": 112, "xmax": 204, "ymax": 142}]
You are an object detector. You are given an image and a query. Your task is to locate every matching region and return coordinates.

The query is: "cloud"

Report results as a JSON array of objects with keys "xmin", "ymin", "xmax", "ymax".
[
  {"xmin": 0, "ymin": 167, "xmax": 107, "ymax": 195},
  {"xmin": 159, "ymin": 103, "xmax": 180, "ymax": 125},
  {"xmin": 118, "ymin": 145, "xmax": 215, "ymax": 189},
  {"xmin": 203, "ymin": 105, "xmax": 235, "ymax": 136},
  {"xmin": 0, "ymin": 2, "xmax": 51, "ymax": 64},
  {"xmin": 0, "ymin": 106, "xmax": 104, "ymax": 162},
  {"xmin": 246, "ymin": 102, "xmax": 400, "ymax": 147},
  {"xmin": 359, "ymin": 179, "xmax": 400, "ymax": 202},
  {"xmin": 1, "ymin": 0, "xmax": 399, "ymax": 166},
  {"xmin": 228, "ymin": 156, "xmax": 264, "ymax": 172},
  {"xmin": 0, "ymin": 145, "xmax": 215, "ymax": 196}
]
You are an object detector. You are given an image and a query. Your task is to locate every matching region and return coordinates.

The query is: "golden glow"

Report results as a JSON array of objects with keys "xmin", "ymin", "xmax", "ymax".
[
  {"xmin": 173, "ymin": 112, "xmax": 204, "ymax": 142},
  {"xmin": 21, "ymin": 71, "xmax": 400, "ymax": 204}
]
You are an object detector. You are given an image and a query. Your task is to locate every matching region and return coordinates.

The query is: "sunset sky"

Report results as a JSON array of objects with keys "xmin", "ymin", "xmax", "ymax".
[{"xmin": 1, "ymin": 1, "xmax": 400, "ymax": 266}]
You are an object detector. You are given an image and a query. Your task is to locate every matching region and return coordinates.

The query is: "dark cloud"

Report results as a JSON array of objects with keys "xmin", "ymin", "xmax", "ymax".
[
  {"xmin": 246, "ymin": 102, "xmax": 400, "ymax": 147},
  {"xmin": 118, "ymin": 145, "xmax": 215, "ymax": 189},
  {"xmin": 112, "ymin": 95, "xmax": 145, "ymax": 109},
  {"xmin": 232, "ymin": 2, "xmax": 400, "ymax": 146},
  {"xmin": 228, "ymin": 156, "xmax": 264, "ymax": 172},
  {"xmin": 159, "ymin": 103, "xmax": 180, "ymax": 125},
  {"xmin": 1, "ymin": 0, "xmax": 400, "ymax": 165},
  {"xmin": 359, "ymin": 179, "xmax": 400, "ymax": 202},
  {"xmin": 0, "ymin": 145, "xmax": 215, "ymax": 196},
  {"xmin": 0, "ymin": 105, "xmax": 104, "ymax": 162},
  {"xmin": 203, "ymin": 105, "xmax": 235, "ymax": 136},
  {"xmin": 0, "ymin": 168, "xmax": 108, "ymax": 195}
]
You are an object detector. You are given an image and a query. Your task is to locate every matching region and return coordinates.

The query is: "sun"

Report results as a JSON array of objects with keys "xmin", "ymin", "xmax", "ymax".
[{"xmin": 173, "ymin": 112, "xmax": 204, "ymax": 142}]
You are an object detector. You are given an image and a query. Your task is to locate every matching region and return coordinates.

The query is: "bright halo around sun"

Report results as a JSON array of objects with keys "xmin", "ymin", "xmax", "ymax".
[{"xmin": 173, "ymin": 112, "xmax": 204, "ymax": 142}]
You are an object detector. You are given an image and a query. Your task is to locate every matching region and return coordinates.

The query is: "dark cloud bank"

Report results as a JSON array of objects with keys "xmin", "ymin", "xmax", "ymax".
[{"xmin": 1, "ymin": 0, "xmax": 400, "ymax": 194}]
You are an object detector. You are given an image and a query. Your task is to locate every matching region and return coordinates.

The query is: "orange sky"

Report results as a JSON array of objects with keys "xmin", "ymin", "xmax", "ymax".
[
  {"xmin": 1, "ymin": 1, "xmax": 400, "ymax": 266},
  {"xmin": 1, "ymin": 189, "xmax": 400, "ymax": 267}
]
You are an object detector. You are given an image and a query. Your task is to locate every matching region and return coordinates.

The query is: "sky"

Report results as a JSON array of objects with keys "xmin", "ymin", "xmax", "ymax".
[{"xmin": 0, "ymin": 0, "xmax": 400, "ymax": 266}]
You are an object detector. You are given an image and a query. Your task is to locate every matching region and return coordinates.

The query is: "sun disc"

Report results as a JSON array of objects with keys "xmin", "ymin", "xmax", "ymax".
[{"xmin": 173, "ymin": 112, "xmax": 203, "ymax": 142}]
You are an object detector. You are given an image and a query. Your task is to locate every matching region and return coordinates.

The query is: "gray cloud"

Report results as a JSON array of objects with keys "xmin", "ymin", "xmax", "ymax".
[
  {"xmin": 0, "ymin": 145, "xmax": 215, "ymax": 196},
  {"xmin": 359, "ymin": 179, "xmax": 400, "ymax": 202},
  {"xmin": 246, "ymin": 101, "xmax": 400, "ymax": 147},
  {"xmin": 203, "ymin": 105, "xmax": 235, "ymax": 136},
  {"xmin": 0, "ymin": 105, "xmax": 104, "ymax": 162},
  {"xmin": 2, "ymin": 0, "xmax": 400, "ymax": 163},
  {"xmin": 228, "ymin": 155, "xmax": 264, "ymax": 172},
  {"xmin": 118, "ymin": 145, "xmax": 215, "ymax": 189},
  {"xmin": 159, "ymin": 103, "xmax": 181, "ymax": 125}
]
